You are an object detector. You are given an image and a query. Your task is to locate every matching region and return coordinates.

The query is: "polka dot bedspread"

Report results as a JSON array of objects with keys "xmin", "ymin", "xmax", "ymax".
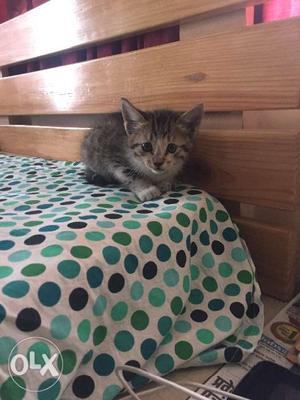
[{"xmin": 0, "ymin": 154, "xmax": 263, "ymax": 400}]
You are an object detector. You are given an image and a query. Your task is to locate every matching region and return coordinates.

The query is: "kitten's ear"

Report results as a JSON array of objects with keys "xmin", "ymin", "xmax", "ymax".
[
  {"xmin": 120, "ymin": 98, "xmax": 147, "ymax": 135},
  {"xmin": 177, "ymin": 104, "xmax": 204, "ymax": 136}
]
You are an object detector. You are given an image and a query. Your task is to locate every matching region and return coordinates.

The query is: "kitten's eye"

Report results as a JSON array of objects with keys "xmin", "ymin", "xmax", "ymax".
[
  {"xmin": 142, "ymin": 142, "xmax": 153, "ymax": 152},
  {"xmin": 166, "ymin": 143, "xmax": 177, "ymax": 154}
]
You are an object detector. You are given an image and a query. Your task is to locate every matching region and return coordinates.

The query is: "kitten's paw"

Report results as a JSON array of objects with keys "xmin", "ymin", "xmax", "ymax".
[{"xmin": 135, "ymin": 186, "xmax": 161, "ymax": 202}]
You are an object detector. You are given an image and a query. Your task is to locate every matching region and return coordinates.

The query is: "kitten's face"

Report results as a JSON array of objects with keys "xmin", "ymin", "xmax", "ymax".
[{"xmin": 121, "ymin": 99, "xmax": 203, "ymax": 178}]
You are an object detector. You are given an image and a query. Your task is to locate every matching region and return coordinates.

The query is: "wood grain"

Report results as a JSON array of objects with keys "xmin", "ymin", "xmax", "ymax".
[
  {"xmin": 0, "ymin": 0, "xmax": 262, "ymax": 68},
  {"xmin": 234, "ymin": 216, "xmax": 297, "ymax": 301},
  {"xmin": 0, "ymin": 17, "xmax": 299, "ymax": 115},
  {"xmin": 1, "ymin": 126, "xmax": 299, "ymax": 211}
]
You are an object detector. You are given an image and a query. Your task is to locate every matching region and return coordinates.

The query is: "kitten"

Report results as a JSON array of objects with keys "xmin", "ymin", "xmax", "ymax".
[{"xmin": 81, "ymin": 98, "xmax": 203, "ymax": 202}]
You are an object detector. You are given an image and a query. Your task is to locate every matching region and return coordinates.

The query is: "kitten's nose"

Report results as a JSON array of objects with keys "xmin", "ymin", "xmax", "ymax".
[{"xmin": 153, "ymin": 160, "xmax": 164, "ymax": 168}]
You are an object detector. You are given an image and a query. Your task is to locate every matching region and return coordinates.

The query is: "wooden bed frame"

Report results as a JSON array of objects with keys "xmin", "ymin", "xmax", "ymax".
[{"xmin": 0, "ymin": 0, "xmax": 299, "ymax": 301}]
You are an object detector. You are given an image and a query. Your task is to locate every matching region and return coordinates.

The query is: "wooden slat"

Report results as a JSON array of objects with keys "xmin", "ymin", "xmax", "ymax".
[
  {"xmin": 233, "ymin": 217, "xmax": 297, "ymax": 301},
  {"xmin": 1, "ymin": 126, "xmax": 299, "ymax": 211},
  {"xmin": 0, "ymin": 0, "xmax": 262, "ymax": 68},
  {"xmin": 188, "ymin": 129, "xmax": 300, "ymax": 210},
  {"xmin": 0, "ymin": 18, "xmax": 299, "ymax": 115}
]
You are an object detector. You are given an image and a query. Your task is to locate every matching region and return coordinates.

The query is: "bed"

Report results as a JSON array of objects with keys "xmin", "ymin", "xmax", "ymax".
[{"xmin": 0, "ymin": 1, "xmax": 299, "ymax": 399}]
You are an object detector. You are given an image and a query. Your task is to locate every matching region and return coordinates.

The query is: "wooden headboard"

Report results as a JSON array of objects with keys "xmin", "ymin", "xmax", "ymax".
[{"xmin": 0, "ymin": 0, "xmax": 299, "ymax": 301}]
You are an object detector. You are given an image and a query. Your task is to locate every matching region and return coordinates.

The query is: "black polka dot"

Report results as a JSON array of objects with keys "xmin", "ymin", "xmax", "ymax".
[
  {"xmin": 191, "ymin": 309, "xmax": 208, "ymax": 322},
  {"xmin": 212, "ymin": 240, "xmax": 225, "ymax": 255},
  {"xmin": 108, "ymin": 273, "xmax": 125, "ymax": 293},
  {"xmin": 123, "ymin": 360, "xmax": 141, "ymax": 382},
  {"xmin": 24, "ymin": 234, "xmax": 46, "ymax": 245},
  {"xmin": 191, "ymin": 242, "xmax": 198, "ymax": 257},
  {"xmin": 91, "ymin": 193, "xmax": 105, "ymax": 198},
  {"xmin": 137, "ymin": 210, "xmax": 153, "ymax": 214},
  {"xmin": 72, "ymin": 375, "xmax": 95, "ymax": 398},
  {"xmin": 164, "ymin": 199, "xmax": 179, "ymax": 204},
  {"xmin": 69, "ymin": 288, "xmax": 89, "ymax": 311},
  {"xmin": 246, "ymin": 303, "xmax": 260, "ymax": 319},
  {"xmin": 25, "ymin": 210, "xmax": 43, "ymax": 215},
  {"xmin": 0, "ymin": 187, "xmax": 11, "ymax": 192},
  {"xmin": 56, "ymin": 186, "xmax": 69, "ymax": 192},
  {"xmin": 200, "ymin": 231, "xmax": 210, "ymax": 246},
  {"xmin": 16, "ymin": 308, "xmax": 41, "ymax": 332},
  {"xmin": 230, "ymin": 302, "xmax": 245, "ymax": 319},
  {"xmin": 67, "ymin": 222, "xmax": 87, "ymax": 229},
  {"xmin": 105, "ymin": 213, "xmax": 122, "ymax": 219},
  {"xmin": 143, "ymin": 262, "xmax": 157, "ymax": 279},
  {"xmin": 61, "ymin": 201, "xmax": 76, "ymax": 205},
  {"xmin": 224, "ymin": 347, "xmax": 243, "ymax": 362},
  {"xmin": 176, "ymin": 250, "xmax": 187, "ymax": 268},
  {"xmin": 187, "ymin": 190, "xmax": 202, "ymax": 195}
]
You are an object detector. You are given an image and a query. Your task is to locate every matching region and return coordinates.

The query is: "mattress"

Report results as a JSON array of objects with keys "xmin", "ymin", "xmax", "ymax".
[{"xmin": 0, "ymin": 154, "xmax": 263, "ymax": 400}]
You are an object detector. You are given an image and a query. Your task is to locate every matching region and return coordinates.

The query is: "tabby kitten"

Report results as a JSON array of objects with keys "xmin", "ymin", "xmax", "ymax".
[{"xmin": 81, "ymin": 98, "xmax": 203, "ymax": 202}]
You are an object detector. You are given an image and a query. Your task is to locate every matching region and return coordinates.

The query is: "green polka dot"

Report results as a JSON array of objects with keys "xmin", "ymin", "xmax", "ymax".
[
  {"xmin": 93, "ymin": 326, "xmax": 107, "ymax": 345},
  {"xmin": 139, "ymin": 235, "xmax": 153, "ymax": 253},
  {"xmin": 244, "ymin": 325, "xmax": 260, "ymax": 336},
  {"xmin": 218, "ymin": 262, "xmax": 233, "ymax": 277},
  {"xmin": 103, "ymin": 385, "xmax": 122, "ymax": 400},
  {"xmin": 102, "ymin": 246, "xmax": 121, "ymax": 264},
  {"xmin": 114, "ymin": 331, "xmax": 135, "ymax": 352},
  {"xmin": 57, "ymin": 349, "xmax": 77, "ymax": 374},
  {"xmin": 85, "ymin": 231, "xmax": 105, "ymax": 241},
  {"xmin": 71, "ymin": 245, "xmax": 92, "ymax": 259},
  {"xmin": 192, "ymin": 220, "xmax": 199, "ymax": 235},
  {"xmin": 97, "ymin": 221, "xmax": 115, "ymax": 229},
  {"xmin": 50, "ymin": 315, "xmax": 71, "ymax": 340},
  {"xmin": 0, "ymin": 336, "xmax": 17, "ymax": 364},
  {"xmin": 190, "ymin": 265, "xmax": 200, "ymax": 280},
  {"xmin": 183, "ymin": 275, "xmax": 190, "ymax": 293},
  {"xmin": 175, "ymin": 341, "xmax": 193, "ymax": 360},
  {"xmin": 238, "ymin": 270, "xmax": 253, "ymax": 284},
  {"xmin": 197, "ymin": 329, "xmax": 215, "ymax": 344},
  {"xmin": 147, "ymin": 221, "xmax": 162, "ymax": 236},
  {"xmin": 77, "ymin": 319, "xmax": 91, "ymax": 343},
  {"xmin": 8, "ymin": 250, "xmax": 31, "ymax": 262},
  {"xmin": 206, "ymin": 198, "xmax": 214, "ymax": 211},
  {"xmin": 158, "ymin": 316, "xmax": 172, "ymax": 336},
  {"xmin": 27, "ymin": 342, "xmax": 50, "ymax": 367},
  {"xmin": 183, "ymin": 203, "xmax": 197, "ymax": 211},
  {"xmin": 111, "ymin": 302, "xmax": 128, "ymax": 321},
  {"xmin": 199, "ymin": 208, "xmax": 207, "ymax": 223},
  {"xmin": 157, "ymin": 244, "xmax": 171, "ymax": 262},
  {"xmin": 210, "ymin": 220, "xmax": 218, "ymax": 234},
  {"xmin": 0, "ymin": 266, "xmax": 13, "ymax": 279},
  {"xmin": 21, "ymin": 263, "xmax": 46, "ymax": 277},
  {"xmin": 238, "ymin": 340, "xmax": 253, "ymax": 350},
  {"xmin": 224, "ymin": 283, "xmax": 241, "ymax": 296},
  {"xmin": 231, "ymin": 247, "xmax": 247, "ymax": 262},
  {"xmin": 155, "ymin": 212, "xmax": 172, "ymax": 219},
  {"xmin": 149, "ymin": 288, "xmax": 166, "ymax": 307},
  {"xmin": 38, "ymin": 379, "xmax": 61, "ymax": 400},
  {"xmin": 0, "ymin": 377, "xmax": 26, "ymax": 400},
  {"xmin": 41, "ymin": 245, "xmax": 63, "ymax": 257},
  {"xmin": 112, "ymin": 232, "xmax": 131, "ymax": 246},
  {"xmin": 202, "ymin": 277, "xmax": 218, "ymax": 292},
  {"xmin": 189, "ymin": 289, "xmax": 204, "ymax": 305},
  {"xmin": 202, "ymin": 252, "xmax": 215, "ymax": 268},
  {"xmin": 226, "ymin": 335, "xmax": 238, "ymax": 343},
  {"xmin": 169, "ymin": 226, "xmax": 183, "ymax": 243},
  {"xmin": 81, "ymin": 350, "xmax": 93, "ymax": 365},
  {"xmin": 171, "ymin": 296, "xmax": 183, "ymax": 315},
  {"xmin": 57, "ymin": 260, "xmax": 80, "ymax": 279},
  {"xmin": 123, "ymin": 221, "xmax": 141, "ymax": 229},
  {"xmin": 215, "ymin": 316, "xmax": 232, "ymax": 332},
  {"xmin": 130, "ymin": 281, "xmax": 144, "ymax": 301},
  {"xmin": 56, "ymin": 231, "xmax": 77, "ymax": 241},
  {"xmin": 3, "ymin": 281, "xmax": 29, "ymax": 298},
  {"xmin": 199, "ymin": 349, "xmax": 218, "ymax": 363},
  {"xmin": 155, "ymin": 354, "xmax": 174, "ymax": 374},
  {"xmin": 164, "ymin": 269, "xmax": 179, "ymax": 287},
  {"xmin": 174, "ymin": 320, "xmax": 191, "ymax": 333},
  {"xmin": 176, "ymin": 213, "xmax": 190, "ymax": 227},
  {"xmin": 131, "ymin": 310, "xmax": 149, "ymax": 330},
  {"xmin": 93, "ymin": 295, "xmax": 107, "ymax": 316},
  {"xmin": 216, "ymin": 210, "xmax": 229, "ymax": 222}
]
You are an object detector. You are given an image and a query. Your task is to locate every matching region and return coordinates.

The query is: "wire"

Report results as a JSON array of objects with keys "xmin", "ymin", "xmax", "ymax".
[{"xmin": 116, "ymin": 366, "xmax": 250, "ymax": 400}]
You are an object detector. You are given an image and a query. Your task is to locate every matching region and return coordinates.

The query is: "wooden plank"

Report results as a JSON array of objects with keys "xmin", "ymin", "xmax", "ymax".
[
  {"xmin": 0, "ymin": 17, "xmax": 299, "ymax": 115},
  {"xmin": 233, "ymin": 217, "xmax": 297, "ymax": 301},
  {"xmin": 243, "ymin": 110, "xmax": 300, "ymax": 129},
  {"xmin": 0, "ymin": 125, "xmax": 87, "ymax": 161},
  {"xmin": 1, "ymin": 126, "xmax": 300, "ymax": 210},
  {"xmin": 181, "ymin": 9, "xmax": 246, "ymax": 39},
  {"xmin": 0, "ymin": 0, "xmax": 262, "ymax": 68}
]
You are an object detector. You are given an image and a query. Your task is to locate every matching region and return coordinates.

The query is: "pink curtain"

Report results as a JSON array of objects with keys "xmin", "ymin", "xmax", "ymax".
[
  {"xmin": 0, "ymin": 0, "xmax": 179, "ymax": 76},
  {"xmin": 263, "ymin": 0, "xmax": 300, "ymax": 21}
]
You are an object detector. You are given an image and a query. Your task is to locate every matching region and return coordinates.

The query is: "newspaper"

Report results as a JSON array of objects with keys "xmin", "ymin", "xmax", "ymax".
[{"xmin": 187, "ymin": 293, "xmax": 300, "ymax": 400}]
